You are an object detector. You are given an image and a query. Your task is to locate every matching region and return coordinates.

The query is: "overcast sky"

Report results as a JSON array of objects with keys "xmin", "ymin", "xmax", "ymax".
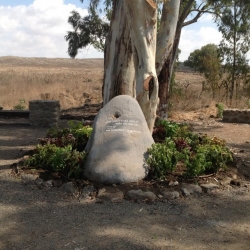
[{"xmin": 0, "ymin": 0, "xmax": 231, "ymax": 62}]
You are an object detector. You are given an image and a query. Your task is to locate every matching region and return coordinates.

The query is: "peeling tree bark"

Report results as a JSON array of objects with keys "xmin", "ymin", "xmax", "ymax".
[
  {"xmin": 155, "ymin": 0, "xmax": 180, "ymax": 118},
  {"xmin": 104, "ymin": 0, "xmax": 159, "ymax": 132},
  {"xmin": 125, "ymin": 0, "xmax": 158, "ymax": 132},
  {"xmin": 103, "ymin": 0, "xmax": 135, "ymax": 104}
]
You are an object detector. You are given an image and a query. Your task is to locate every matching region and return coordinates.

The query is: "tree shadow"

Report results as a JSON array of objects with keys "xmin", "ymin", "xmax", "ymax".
[{"xmin": 0, "ymin": 177, "xmax": 250, "ymax": 249}]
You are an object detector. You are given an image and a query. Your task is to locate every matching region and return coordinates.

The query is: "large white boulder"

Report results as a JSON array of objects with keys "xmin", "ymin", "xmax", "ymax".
[{"xmin": 84, "ymin": 95, "xmax": 154, "ymax": 184}]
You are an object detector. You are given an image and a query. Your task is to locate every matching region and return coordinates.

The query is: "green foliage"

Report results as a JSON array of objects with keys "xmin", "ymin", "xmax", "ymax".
[
  {"xmin": 65, "ymin": 7, "xmax": 109, "ymax": 57},
  {"xmin": 46, "ymin": 121, "xmax": 92, "ymax": 151},
  {"xmin": 25, "ymin": 120, "xmax": 92, "ymax": 178},
  {"xmin": 25, "ymin": 144, "xmax": 86, "ymax": 178},
  {"xmin": 13, "ymin": 99, "xmax": 26, "ymax": 110},
  {"xmin": 148, "ymin": 120, "xmax": 233, "ymax": 178},
  {"xmin": 184, "ymin": 143, "xmax": 233, "ymax": 177},
  {"xmin": 216, "ymin": 0, "xmax": 250, "ymax": 102},
  {"xmin": 147, "ymin": 138, "xmax": 181, "ymax": 179},
  {"xmin": 216, "ymin": 103, "xmax": 224, "ymax": 118},
  {"xmin": 184, "ymin": 44, "xmax": 222, "ymax": 98}
]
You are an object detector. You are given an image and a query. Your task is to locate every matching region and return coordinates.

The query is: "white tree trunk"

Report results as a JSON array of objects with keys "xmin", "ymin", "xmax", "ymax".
[
  {"xmin": 156, "ymin": 0, "xmax": 180, "ymax": 75},
  {"xmin": 103, "ymin": 0, "xmax": 135, "ymax": 105},
  {"xmin": 125, "ymin": 0, "xmax": 159, "ymax": 132}
]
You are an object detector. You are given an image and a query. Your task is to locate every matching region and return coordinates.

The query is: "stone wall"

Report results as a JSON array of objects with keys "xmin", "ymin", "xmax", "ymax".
[
  {"xmin": 223, "ymin": 109, "xmax": 250, "ymax": 124},
  {"xmin": 29, "ymin": 100, "xmax": 60, "ymax": 127}
]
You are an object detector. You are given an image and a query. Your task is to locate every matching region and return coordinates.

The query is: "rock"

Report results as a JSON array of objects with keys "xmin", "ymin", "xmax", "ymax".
[
  {"xmin": 232, "ymin": 174, "xmax": 238, "ymax": 180},
  {"xmin": 21, "ymin": 173, "xmax": 39, "ymax": 183},
  {"xmin": 181, "ymin": 184, "xmax": 202, "ymax": 194},
  {"xmin": 52, "ymin": 179, "xmax": 63, "ymax": 187},
  {"xmin": 200, "ymin": 183, "xmax": 219, "ymax": 193},
  {"xmin": 81, "ymin": 185, "xmax": 95, "ymax": 199},
  {"xmin": 97, "ymin": 187, "xmax": 124, "ymax": 203},
  {"xmin": 35, "ymin": 178, "xmax": 44, "ymax": 186},
  {"xmin": 180, "ymin": 187, "xmax": 190, "ymax": 197},
  {"xmin": 84, "ymin": 95, "xmax": 154, "ymax": 184},
  {"xmin": 43, "ymin": 180, "xmax": 53, "ymax": 188},
  {"xmin": 162, "ymin": 191, "xmax": 180, "ymax": 200},
  {"xmin": 169, "ymin": 181, "xmax": 179, "ymax": 186},
  {"xmin": 220, "ymin": 177, "xmax": 232, "ymax": 186},
  {"xmin": 61, "ymin": 182, "xmax": 77, "ymax": 194},
  {"xmin": 127, "ymin": 189, "xmax": 157, "ymax": 202}
]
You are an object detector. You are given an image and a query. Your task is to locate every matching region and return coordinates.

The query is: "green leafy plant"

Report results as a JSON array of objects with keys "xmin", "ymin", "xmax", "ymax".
[
  {"xmin": 147, "ymin": 138, "xmax": 181, "ymax": 179},
  {"xmin": 25, "ymin": 144, "xmax": 86, "ymax": 178},
  {"xmin": 45, "ymin": 120, "xmax": 92, "ymax": 151},
  {"xmin": 148, "ymin": 119, "xmax": 233, "ymax": 179},
  {"xmin": 216, "ymin": 103, "xmax": 224, "ymax": 118},
  {"xmin": 13, "ymin": 99, "xmax": 26, "ymax": 110}
]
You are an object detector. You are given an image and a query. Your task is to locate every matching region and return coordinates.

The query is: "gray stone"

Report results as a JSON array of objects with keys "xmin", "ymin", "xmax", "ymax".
[
  {"xmin": 127, "ymin": 189, "xmax": 157, "ymax": 202},
  {"xmin": 52, "ymin": 179, "xmax": 63, "ymax": 187},
  {"xmin": 81, "ymin": 185, "xmax": 95, "ymax": 199},
  {"xmin": 181, "ymin": 184, "xmax": 202, "ymax": 194},
  {"xmin": 169, "ymin": 181, "xmax": 179, "ymax": 186},
  {"xmin": 61, "ymin": 182, "xmax": 77, "ymax": 194},
  {"xmin": 43, "ymin": 180, "xmax": 53, "ymax": 188},
  {"xmin": 35, "ymin": 178, "xmax": 44, "ymax": 186},
  {"xmin": 200, "ymin": 183, "xmax": 219, "ymax": 193},
  {"xmin": 162, "ymin": 190, "xmax": 180, "ymax": 200},
  {"xmin": 21, "ymin": 173, "xmax": 39, "ymax": 183},
  {"xmin": 84, "ymin": 95, "xmax": 154, "ymax": 184},
  {"xmin": 220, "ymin": 177, "xmax": 232, "ymax": 186},
  {"xmin": 180, "ymin": 187, "xmax": 190, "ymax": 197},
  {"xmin": 97, "ymin": 187, "xmax": 124, "ymax": 203}
]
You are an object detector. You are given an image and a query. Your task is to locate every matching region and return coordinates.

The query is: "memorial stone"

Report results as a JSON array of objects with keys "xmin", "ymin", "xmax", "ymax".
[{"xmin": 84, "ymin": 95, "xmax": 154, "ymax": 184}]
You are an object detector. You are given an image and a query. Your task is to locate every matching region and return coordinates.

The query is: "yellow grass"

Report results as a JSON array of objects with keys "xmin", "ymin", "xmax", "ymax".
[{"xmin": 0, "ymin": 56, "xmax": 249, "ymax": 111}]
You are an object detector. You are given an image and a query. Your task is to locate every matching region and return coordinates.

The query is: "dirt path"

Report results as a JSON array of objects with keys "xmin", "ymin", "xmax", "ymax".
[{"xmin": 0, "ymin": 118, "xmax": 250, "ymax": 250}]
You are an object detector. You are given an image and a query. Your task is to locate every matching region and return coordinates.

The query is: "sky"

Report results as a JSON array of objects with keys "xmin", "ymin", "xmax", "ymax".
[{"xmin": 0, "ymin": 0, "xmax": 239, "ymax": 62}]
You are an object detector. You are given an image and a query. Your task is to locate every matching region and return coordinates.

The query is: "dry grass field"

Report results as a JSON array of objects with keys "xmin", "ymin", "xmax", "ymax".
[
  {"xmin": 0, "ymin": 56, "xmax": 249, "ymax": 113},
  {"xmin": 0, "ymin": 56, "xmax": 103, "ymax": 110}
]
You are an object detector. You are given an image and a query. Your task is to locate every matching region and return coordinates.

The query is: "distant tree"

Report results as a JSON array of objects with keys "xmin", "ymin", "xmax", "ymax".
[
  {"xmin": 214, "ymin": 0, "xmax": 250, "ymax": 104},
  {"xmin": 65, "ymin": 7, "xmax": 109, "ymax": 58},
  {"xmin": 184, "ymin": 44, "xmax": 222, "ymax": 98}
]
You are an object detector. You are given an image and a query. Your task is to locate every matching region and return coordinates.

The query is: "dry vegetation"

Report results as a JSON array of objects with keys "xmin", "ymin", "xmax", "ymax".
[
  {"xmin": 0, "ymin": 56, "xmax": 249, "ymax": 113},
  {"xmin": 0, "ymin": 57, "xmax": 103, "ymax": 110}
]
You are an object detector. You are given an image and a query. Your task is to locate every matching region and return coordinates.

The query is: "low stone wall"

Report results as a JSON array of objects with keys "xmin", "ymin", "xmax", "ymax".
[
  {"xmin": 223, "ymin": 109, "xmax": 250, "ymax": 124},
  {"xmin": 29, "ymin": 100, "xmax": 60, "ymax": 127}
]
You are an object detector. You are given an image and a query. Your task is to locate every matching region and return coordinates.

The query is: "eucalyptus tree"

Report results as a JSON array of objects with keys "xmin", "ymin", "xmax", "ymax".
[
  {"xmin": 65, "ymin": 0, "xmax": 223, "ymax": 130},
  {"xmin": 184, "ymin": 44, "xmax": 222, "ymax": 98},
  {"xmin": 212, "ymin": 0, "xmax": 250, "ymax": 104}
]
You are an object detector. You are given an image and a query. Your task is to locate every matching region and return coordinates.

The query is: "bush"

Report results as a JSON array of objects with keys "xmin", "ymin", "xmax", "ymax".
[
  {"xmin": 44, "ymin": 120, "xmax": 92, "ymax": 151},
  {"xmin": 216, "ymin": 103, "xmax": 224, "ymax": 118},
  {"xmin": 25, "ymin": 120, "xmax": 92, "ymax": 178},
  {"xmin": 147, "ymin": 138, "xmax": 181, "ymax": 179},
  {"xmin": 148, "ymin": 120, "xmax": 233, "ymax": 178},
  {"xmin": 25, "ymin": 144, "xmax": 86, "ymax": 178},
  {"xmin": 13, "ymin": 99, "xmax": 26, "ymax": 110}
]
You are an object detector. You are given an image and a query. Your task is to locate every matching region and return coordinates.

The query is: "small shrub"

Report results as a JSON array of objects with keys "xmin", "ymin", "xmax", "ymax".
[
  {"xmin": 216, "ymin": 103, "xmax": 224, "ymax": 118},
  {"xmin": 147, "ymin": 138, "xmax": 181, "ymax": 179},
  {"xmin": 45, "ymin": 120, "xmax": 92, "ymax": 151},
  {"xmin": 148, "ymin": 119, "xmax": 233, "ymax": 178},
  {"xmin": 25, "ymin": 144, "xmax": 86, "ymax": 178},
  {"xmin": 13, "ymin": 99, "xmax": 26, "ymax": 110}
]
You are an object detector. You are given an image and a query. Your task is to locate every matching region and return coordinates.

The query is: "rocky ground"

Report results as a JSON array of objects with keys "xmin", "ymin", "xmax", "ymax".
[{"xmin": 0, "ymin": 115, "xmax": 250, "ymax": 250}]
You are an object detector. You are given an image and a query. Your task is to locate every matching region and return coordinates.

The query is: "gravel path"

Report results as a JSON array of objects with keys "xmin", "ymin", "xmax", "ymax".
[{"xmin": 1, "ymin": 118, "xmax": 250, "ymax": 250}]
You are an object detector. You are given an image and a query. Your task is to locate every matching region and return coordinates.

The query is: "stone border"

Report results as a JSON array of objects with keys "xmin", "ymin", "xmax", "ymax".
[
  {"xmin": 29, "ymin": 100, "xmax": 60, "ymax": 127},
  {"xmin": 223, "ymin": 109, "xmax": 250, "ymax": 124}
]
